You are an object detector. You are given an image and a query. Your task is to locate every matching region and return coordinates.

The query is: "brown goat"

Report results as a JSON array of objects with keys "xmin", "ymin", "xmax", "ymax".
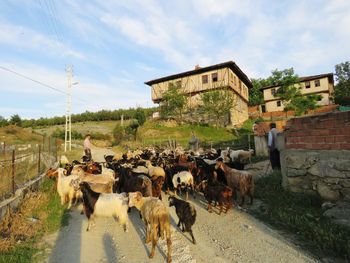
[
  {"xmin": 152, "ymin": 176, "xmax": 165, "ymax": 200},
  {"xmin": 215, "ymin": 161, "xmax": 254, "ymax": 206},
  {"xmin": 128, "ymin": 192, "xmax": 172, "ymax": 263}
]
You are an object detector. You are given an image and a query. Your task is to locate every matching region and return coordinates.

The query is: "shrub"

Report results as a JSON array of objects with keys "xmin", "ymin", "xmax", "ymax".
[{"xmin": 112, "ymin": 124, "xmax": 125, "ymax": 145}]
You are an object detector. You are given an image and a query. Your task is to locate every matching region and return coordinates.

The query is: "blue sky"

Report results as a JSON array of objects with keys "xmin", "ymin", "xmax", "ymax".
[{"xmin": 0, "ymin": 0, "xmax": 349, "ymax": 119}]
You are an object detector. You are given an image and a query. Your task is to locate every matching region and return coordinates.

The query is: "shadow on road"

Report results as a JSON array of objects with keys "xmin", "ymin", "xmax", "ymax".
[
  {"xmin": 47, "ymin": 208, "xmax": 82, "ymax": 263},
  {"xmin": 103, "ymin": 233, "xmax": 118, "ymax": 263}
]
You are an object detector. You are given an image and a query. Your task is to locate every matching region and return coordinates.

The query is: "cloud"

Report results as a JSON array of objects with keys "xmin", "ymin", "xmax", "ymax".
[{"xmin": 0, "ymin": 22, "xmax": 85, "ymax": 60}]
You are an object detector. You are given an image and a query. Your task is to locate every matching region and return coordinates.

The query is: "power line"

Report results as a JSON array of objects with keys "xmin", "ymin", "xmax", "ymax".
[
  {"xmin": 38, "ymin": 0, "xmax": 61, "ymax": 44},
  {"xmin": 0, "ymin": 65, "xmax": 87, "ymax": 104}
]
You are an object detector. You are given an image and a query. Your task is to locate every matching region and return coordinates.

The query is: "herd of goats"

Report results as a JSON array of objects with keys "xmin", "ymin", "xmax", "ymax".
[{"xmin": 46, "ymin": 147, "xmax": 255, "ymax": 263}]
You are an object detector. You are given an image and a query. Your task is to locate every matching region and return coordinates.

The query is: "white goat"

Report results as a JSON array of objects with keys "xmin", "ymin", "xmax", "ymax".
[
  {"xmin": 79, "ymin": 182, "xmax": 129, "ymax": 232},
  {"xmin": 172, "ymin": 171, "xmax": 194, "ymax": 200},
  {"xmin": 56, "ymin": 168, "xmax": 81, "ymax": 208}
]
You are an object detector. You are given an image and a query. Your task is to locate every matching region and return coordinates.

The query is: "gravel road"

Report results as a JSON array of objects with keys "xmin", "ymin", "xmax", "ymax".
[{"xmin": 43, "ymin": 147, "xmax": 317, "ymax": 263}]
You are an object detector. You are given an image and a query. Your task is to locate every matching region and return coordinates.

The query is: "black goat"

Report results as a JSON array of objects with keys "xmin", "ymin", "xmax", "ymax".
[{"xmin": 168, "ymin": 196, "xmax": 197, "ymax": 244}]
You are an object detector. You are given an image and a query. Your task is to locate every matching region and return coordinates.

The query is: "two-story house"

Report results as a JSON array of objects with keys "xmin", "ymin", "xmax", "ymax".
[
  {"xmin": 145, "ymin": 61, "xmax": 252, "ymax": 125},
  {"xmin": 260, "ymin": 73, "xmax": 334, "ymax": 112}
]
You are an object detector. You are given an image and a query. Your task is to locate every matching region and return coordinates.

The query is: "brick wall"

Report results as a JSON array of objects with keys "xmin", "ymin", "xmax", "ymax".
[
  {"xmin": 249, "ymin": 104, "xmax": 339, "ymax": 120},
  {"xmin": 285, "ymin": 111, "xmax": 350, "ymax": 150}
]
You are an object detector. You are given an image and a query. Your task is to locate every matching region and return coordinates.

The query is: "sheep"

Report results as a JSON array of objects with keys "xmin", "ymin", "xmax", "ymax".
[
  {"xmin": 128, "ymin": 192, "xmax": 172, "ymax": 262},
  {"xmin": 200, "ymin": 180, "xmax": 233, "ymax": 214},
  {"xmin": 75, "ymin": 167, "xmax": 114, "ymax": 193},
  {"xmin": 229, "ymin": 149, "xmax": 254, "ymax": 164},
  {"xmin": 132, "ymin": 165, "xmax": 149, "ymax": 174},
  {"xmin": 215, "ymin": 161, "xmax": 254, "ymax": 206},
  {"xmin": 172, "ymin": 171, "xmax": 195, "ymax": 200},
  {"xmin": 79, "ymin": 182, "xmax": 129, "ymax": 232},
  {"xmin": 56, "ymin": 168, "xmax": 81, "ymax": 209},
  {"xmin": 168, "ymin": 196, "xmax": 197, "ymax": 244},
  {"xmin": 146, "ymin": 161, "xmax": 166, "ymax": 179}
]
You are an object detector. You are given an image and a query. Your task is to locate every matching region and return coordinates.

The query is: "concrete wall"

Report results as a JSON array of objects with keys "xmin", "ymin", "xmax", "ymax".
[
  {"xmin": 281, "ymin": 110, "xmax": 350, "ymax": 201},
  {"xmin": 254, "ymin": 136, "xmax": 269, "ymax": 156}
]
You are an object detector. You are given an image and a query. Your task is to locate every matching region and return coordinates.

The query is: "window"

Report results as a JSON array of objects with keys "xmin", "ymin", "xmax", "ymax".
[
  {"xmin": 202, "ymin": 75, "xmax": 208, "ymax": 84},
  {"xmin": 212, "ymin": 72, "xmax": 218, "ymax": 82},
  {"xmin": 315, "ymin": 79, "xmax": 320, "ymax": 87},
  {"xmin": 176, "ymin": 80, "xmax": 181, "ymax": 87},
  {"xmin": 277, "ymin": 101, "xmax": 281, "ymax": 107},
  {"xmin": 261, "ymin": 105, "xmax": 266, "ymax": 113},
  {"xmin": 271, "ymin": 88, "xmax": 276, "ymax": 96},
  {"xmin": 305, "ymin": 81, "xmax": 311, "ymax": 89}
]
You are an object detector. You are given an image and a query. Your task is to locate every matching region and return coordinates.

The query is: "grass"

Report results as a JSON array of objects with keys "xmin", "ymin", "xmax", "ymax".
[
  {"xmin": 136, "ymin": 120, "xmax": 235, "ymax": 147},
  {"xmin": 0, "ymin": 125, "xmax": 43, "ymax": 145},
  {"xmin": 0, "ymin": 179, "xmax": 70, "ymax": 263},
  {"xmin": 253, "ymin": 170, "xmax": 350, "ymax": 260}
]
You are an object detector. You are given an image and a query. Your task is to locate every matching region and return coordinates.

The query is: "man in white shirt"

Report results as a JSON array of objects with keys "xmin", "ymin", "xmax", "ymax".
[
  {"xmin": 83, "ymin": 134, "xmax": 92, "ymax": 161},
  {"xmin": 267, "ymin": 123, "xmax": 280, "ymax": 169}
]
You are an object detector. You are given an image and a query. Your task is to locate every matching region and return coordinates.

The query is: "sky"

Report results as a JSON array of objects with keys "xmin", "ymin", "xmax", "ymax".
[{"xmin": 0, "ymin": 0, "xmax": 349, "ymax": 119}]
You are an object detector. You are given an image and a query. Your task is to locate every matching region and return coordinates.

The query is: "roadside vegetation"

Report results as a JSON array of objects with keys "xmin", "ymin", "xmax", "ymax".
[
  {"xmin": 0, "ymin": 179, "xmax": 70, "ymax": 263},
  {"xmin": 253, "ymin": 170, "xmax": 350, "ymax": 260}
]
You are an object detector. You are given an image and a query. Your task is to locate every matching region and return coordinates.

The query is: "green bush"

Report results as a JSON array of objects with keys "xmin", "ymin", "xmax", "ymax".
[{"xmin": 112, "ymin": 124, "xmax": 125, "ymax": 145}]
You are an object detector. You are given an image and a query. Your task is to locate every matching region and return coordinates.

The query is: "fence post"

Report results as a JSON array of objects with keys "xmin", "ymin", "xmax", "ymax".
[
  {"xmin": 55, "ymin": 139, "xmax": 58, "ymax": 162},
  {"xmin": 12, "ymin": 150, "xmax": 15, "ymax": 194},
  {"xmin": 38, "ymin": 145, "xmax": 41, "ymax": 174},
  {"xmin": 48, "ymin": 136, "xmax": 51, "ymax": 156}
]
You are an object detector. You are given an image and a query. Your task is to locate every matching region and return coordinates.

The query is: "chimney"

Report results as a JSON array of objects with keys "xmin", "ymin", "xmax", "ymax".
[{"xmin": 195, "ymin": 64, "xmax": 201, "ymax": 70}]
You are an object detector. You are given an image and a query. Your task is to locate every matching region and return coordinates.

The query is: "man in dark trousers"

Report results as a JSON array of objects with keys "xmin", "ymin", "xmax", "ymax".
[{"xmin": 268, "ymin": 123, "xmax": 281, "ymax": 169}]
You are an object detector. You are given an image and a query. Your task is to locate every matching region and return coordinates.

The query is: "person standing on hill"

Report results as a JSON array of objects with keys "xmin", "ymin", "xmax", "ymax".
[
  {"xmin": 83, "ymin": 134, "xmax": 92, "ymax": 161},
  {"xmin": 268, "ymin": 123, "xmax": 280, "ymax": 170}
]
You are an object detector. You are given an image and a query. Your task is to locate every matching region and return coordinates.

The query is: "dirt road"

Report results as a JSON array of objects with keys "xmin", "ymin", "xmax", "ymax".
[{"xmin": 43, "ymin": 148, "xmax": 316, "ymax": 263}]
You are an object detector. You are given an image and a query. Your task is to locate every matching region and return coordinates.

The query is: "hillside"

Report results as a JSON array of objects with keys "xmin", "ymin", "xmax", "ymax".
[
  {"xmin": 0, "ymin": 125, "xmax": 43, "ymax": 145},
  {"xmin": 136, "ymin": 120, "xmax": 235, "ymax": 147}
]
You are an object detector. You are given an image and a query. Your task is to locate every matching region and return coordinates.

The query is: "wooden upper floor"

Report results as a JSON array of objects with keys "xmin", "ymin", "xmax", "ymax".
[{"xmin": 145, "ymin": 61, "xmax": 252, "ymax": 103}]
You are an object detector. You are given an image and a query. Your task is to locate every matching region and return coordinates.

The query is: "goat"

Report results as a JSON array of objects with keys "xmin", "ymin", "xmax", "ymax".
[
  {"xmin": 152, "ymin": 176, "xmax": 165, "ymax": 200},
  {"xmin": 79, "ymin": 182, "xmax": 128, "ymax": 232},
  {"xmin": 128, "ymin": 192, "xmax": 172, "ymax": 262},
  {"xmin": 168, "ymin": 196, "xmax": 197, "ymax": 244},
  {"xmin": 146, "ymin": 161, "xmax": 166, "ymax": 179},
  {"xmin": 215, "ymin": 161, "xmax": 254, "ymax": 206},
  {"xmin": 200, "ymin": 180, "xmax": 233, "ymax": 214},
  {"xmin": 56, "ymin": 168, "xmax": 81, "ymax": 209},
  {"xmin": 172, "ymin": 171, "xmax": 195, "ymax": 200}
]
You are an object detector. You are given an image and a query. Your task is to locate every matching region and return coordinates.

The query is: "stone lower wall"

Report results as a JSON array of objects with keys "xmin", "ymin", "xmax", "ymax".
[{"xmin": 281, "ymin": 149, "xmax": 350, "ymax": 201}]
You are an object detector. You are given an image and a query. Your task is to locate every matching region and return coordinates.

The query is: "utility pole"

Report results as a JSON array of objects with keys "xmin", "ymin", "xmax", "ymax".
[{"xmin": 65, "ymin": 65, "xmax": 73, "ymax": 152}]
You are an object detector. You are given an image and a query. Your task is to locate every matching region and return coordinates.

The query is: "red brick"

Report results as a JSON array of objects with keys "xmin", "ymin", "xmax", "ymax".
[
  {"xmin": 330, "ymin": 143, "xmax": 342, "ymax": 150},
  {"xmin": 324, "ymin": 136, "xmax": 335, "ymax": 144},
  {"xmin": 318, "ymin": 129, "xmax": 330, "ymax": 136},
  {"xmin": 335, "ymin": 135, "xmax": 346, "ymax": 143}
]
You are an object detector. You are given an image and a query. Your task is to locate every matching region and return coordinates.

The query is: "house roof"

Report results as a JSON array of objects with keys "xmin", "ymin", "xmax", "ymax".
[
  {"xmin": 259, "ymin": 73, "xmax": 334, "ymax": 90},
  {"xmin": 144, "ymin": 61, "xmax": 253, "ymax": 89}
]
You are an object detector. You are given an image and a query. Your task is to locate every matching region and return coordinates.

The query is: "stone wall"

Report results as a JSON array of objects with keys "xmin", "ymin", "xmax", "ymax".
[
  {"xmin": 281, "ymin": 149, "xmax": 350, "ymax": 201},
  {"xmin": 281, "ymin": 110, "xmax": 350, "ymax": 201}
]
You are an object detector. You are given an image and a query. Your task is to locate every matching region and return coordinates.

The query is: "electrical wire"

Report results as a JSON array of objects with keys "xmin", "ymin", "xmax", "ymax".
[{"xmin": 0, "ymin": 65, "xmax": 88, "ymax": 104}]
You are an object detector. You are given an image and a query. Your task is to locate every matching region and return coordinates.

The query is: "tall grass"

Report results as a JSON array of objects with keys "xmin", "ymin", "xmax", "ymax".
[
  {"xmin": 0, "ymin": 179, "xmax": 70, "ymax": 263},
  {"xmin": 254, "ymin": 171, "xmax": 350, "ymax": 260}
]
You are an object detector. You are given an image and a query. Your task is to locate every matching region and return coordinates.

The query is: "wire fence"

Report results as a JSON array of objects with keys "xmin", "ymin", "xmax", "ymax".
[{"xmin": 0, "ymin": 137, "xmax": 58, "ymax": 201}]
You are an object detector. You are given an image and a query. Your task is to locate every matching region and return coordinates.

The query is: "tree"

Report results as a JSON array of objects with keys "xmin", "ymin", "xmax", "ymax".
[
  {"xmin": 334, "ymin": 61, "xmax": 350, "ymax": 106},
  {"xmin": 125, "ymin": 121, "xmax": 139, "ymax": 141},
  {"xmin": 112, "ymin": 124, "xmax": 125, "ymax": 145},
  {"xmin": 9, "ymin": 114, "xmax": 22, "ymax": 126},
  {"xmin": 200, "ymin": 89, "xmax": 235, "ymax": 127},
  {"xmin": 160, "ymin": 83, "xmax": 187, "ymax": 123},
  {"xmin": 134, "ymin": 108, "xmax": 146, "ymax": 126},
  {"xmin": 0, "ymin": 116, "xmax": 8, "ymax": 127},
  {"xmin": 271, "ymin": 68, "xmax": 321, "ymax": 115},
  {"xmin": 249, "ymin": 78, "xmax": 269, "ymax": 106}
]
